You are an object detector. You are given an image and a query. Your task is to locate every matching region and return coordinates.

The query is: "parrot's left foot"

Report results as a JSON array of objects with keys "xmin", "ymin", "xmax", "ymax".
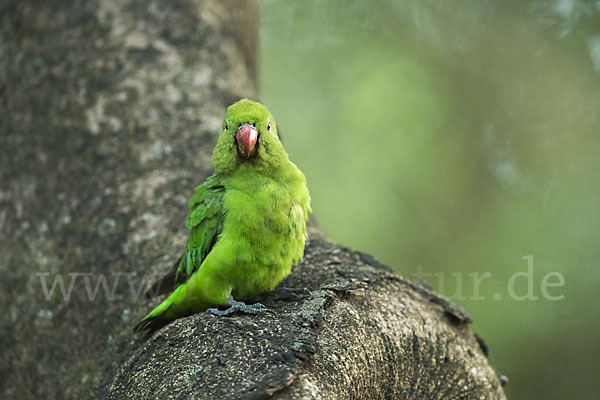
[{"xmin": 208, "ymin": 299, "xmax": 274, "ymax": 317}]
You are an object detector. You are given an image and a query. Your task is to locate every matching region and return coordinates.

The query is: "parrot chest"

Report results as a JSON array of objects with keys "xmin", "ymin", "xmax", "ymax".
[
  {"xmin": 224, "ymin": 181, "xmax": 296, "ymax": 249},
  {"xmin": 219, "ymin": 179, "xmax": 305, "ymax": 297}
]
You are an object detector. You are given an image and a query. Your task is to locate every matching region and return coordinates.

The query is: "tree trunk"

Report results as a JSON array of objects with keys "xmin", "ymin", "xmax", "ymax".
[{"xmin": 0, "ymin": 1, "xmax": 506, "ymax": 398}]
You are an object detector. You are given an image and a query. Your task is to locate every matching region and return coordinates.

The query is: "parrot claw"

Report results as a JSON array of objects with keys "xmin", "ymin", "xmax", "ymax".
[{"xmin": 208, "ymin": 299, "xmax": 275, "ymax": 317}]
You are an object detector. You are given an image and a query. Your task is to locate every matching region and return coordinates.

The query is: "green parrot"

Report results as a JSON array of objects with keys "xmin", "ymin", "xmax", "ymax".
[{"xmin": 134, "ymin": 99, "xmax": 311, "ymax": 332}]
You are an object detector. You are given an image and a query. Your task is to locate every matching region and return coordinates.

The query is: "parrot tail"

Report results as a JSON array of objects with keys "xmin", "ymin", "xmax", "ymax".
[
  {"xmin": 133, "ymin": 298, "xmax": 172, "ymax": 332},
  {"xmin": 134, "ymin": 284, "xmax": 186, "ymax": 332}
]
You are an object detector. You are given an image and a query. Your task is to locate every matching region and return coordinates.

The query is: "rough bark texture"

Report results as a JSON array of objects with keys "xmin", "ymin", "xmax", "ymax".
[{"xmin": 0, "ymin": 1, "xmax": 506, "ymax": 399}]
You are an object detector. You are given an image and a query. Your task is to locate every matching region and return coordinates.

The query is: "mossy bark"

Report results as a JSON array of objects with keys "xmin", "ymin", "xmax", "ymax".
[{"xmin": 0, "ymin": 1, "xmax": 505, "ymax": 398}]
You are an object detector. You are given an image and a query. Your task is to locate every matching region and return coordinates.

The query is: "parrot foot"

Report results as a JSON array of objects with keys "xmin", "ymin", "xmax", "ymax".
[{"xmin": 208, "ymin": 299, "xmax": 275, "ymax": 317}]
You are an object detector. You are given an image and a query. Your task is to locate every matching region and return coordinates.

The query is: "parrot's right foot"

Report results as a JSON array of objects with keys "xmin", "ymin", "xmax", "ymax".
[{"xmin": 207, "ymin": 299, "xmax": 275, "ymax": 317}]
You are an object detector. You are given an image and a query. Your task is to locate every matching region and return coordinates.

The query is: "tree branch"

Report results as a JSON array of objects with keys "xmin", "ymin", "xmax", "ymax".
[{"xmin": 0, "ymin": 1, "xmax": 505, "ymax": 398}]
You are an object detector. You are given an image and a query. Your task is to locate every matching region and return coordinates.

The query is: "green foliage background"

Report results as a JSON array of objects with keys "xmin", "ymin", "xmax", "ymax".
[{"xmin": 260, "ymin": 1, "xmax": 600, "ymax": 399}]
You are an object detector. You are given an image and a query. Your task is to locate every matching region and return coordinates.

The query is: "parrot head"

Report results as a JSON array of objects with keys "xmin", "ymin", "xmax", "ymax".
[{"xmin": 212, "ymin": 99, "xmax": 287, "ymax": 174}]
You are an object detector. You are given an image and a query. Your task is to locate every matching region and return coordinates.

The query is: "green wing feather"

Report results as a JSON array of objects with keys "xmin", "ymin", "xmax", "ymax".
[
  {"xmin": 175, "ymin": 175, "xmax": 225, "ymax": 283},
  {"xmin": 133, "ymin": 177, "xmax": 224, "ymax": 332}
]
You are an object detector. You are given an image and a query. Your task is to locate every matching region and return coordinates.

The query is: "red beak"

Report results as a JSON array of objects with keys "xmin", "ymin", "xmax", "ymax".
[{"xmin": 236, "ymin": 124, "xmax": 258, "ymax": 158}]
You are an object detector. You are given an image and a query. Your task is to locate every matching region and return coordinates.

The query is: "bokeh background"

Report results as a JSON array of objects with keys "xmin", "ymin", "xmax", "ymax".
[{"xmin": 260, "ymin": 1, "xmax": 600, "ymax": 399}]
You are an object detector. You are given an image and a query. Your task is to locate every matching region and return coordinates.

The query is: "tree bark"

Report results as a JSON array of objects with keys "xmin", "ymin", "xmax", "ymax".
[{"xmin": 0, "ymin": 1, "xmax": 506, "ymax": 399}]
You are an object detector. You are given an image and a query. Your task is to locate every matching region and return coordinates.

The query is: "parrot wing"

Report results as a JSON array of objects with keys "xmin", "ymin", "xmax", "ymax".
[
  {"xmin": 143, "ymin": 175, "xmax": 225, "ymax": 298},
  {"xmin": 175, "ymin": 175, "xmax": 226, "ymax": 283}
]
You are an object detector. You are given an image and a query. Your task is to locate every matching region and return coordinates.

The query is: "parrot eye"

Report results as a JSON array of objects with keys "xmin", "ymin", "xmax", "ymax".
[
  {"xmin": 224, "ymin": 121, "xmax": 229, "ymax": 130},
  {"xmin": 267, "ymin": 120, "xmax": 271, "ymax": 131},
  {"xmin": 252, "ymin": 122, "xmax": 256, "ymax": 128}
]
